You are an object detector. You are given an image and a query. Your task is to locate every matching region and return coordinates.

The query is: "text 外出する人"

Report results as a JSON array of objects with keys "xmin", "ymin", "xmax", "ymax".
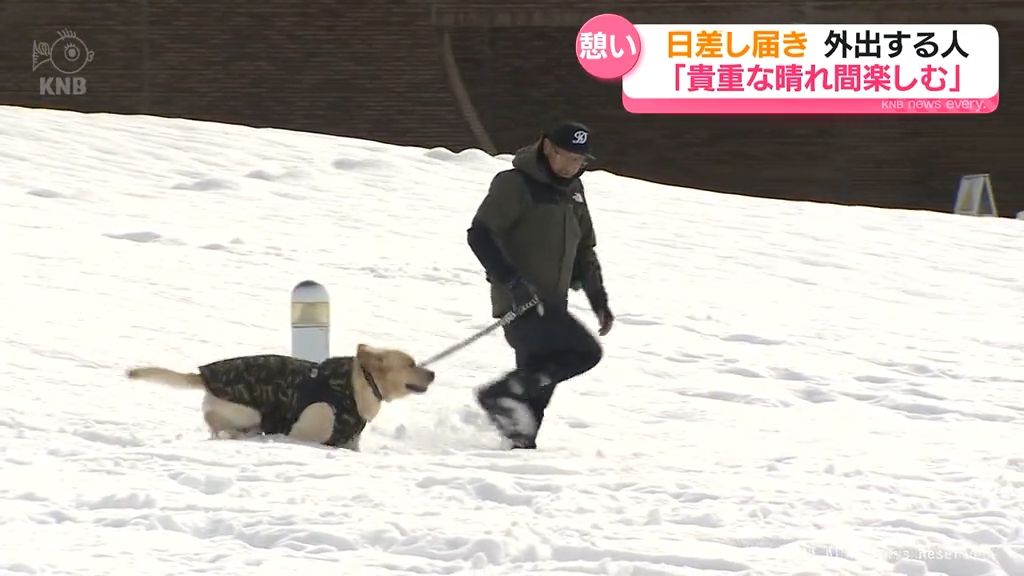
[{"xmin": 822, "ymin": 29, "xmax": 969, "ymax": 59}]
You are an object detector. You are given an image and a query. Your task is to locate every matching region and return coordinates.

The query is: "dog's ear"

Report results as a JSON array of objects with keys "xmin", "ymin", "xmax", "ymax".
[{"xmin": 356, "ymin": 343, "xmax": 383, "ymax": 371}]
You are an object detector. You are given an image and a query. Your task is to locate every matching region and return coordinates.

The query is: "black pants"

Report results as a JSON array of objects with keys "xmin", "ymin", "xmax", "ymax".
[{"xmin": 491, "ymin": 305, "xmax": 603, "ymax": 435}]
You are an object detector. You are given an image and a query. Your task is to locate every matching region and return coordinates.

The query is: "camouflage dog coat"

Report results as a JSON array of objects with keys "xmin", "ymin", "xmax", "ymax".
[{"xmin": 198, "ymin": 354, "xmax": 379, "ymax": 447}]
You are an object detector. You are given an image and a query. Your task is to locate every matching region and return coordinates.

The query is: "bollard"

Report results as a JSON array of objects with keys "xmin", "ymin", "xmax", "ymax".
[{"xmin": 291, "ymin": 280, "xmax": 330, "ymax": 362}]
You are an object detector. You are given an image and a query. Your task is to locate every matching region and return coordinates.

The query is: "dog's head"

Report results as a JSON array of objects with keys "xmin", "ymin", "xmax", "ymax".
[{"xmin": 356, "ymin": 343, "xmax": 435, "ymax": 400}]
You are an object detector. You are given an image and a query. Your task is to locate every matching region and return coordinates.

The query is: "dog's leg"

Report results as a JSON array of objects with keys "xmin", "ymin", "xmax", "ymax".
[
  {"xmin": 288, "ymin": 402, "xmax": 335, "ymax": 444},
  {"xmin": 339, "ymin": 432, "xmax": 361, "ymax": 452},
  {"xmin": 202, "ymin": 392, "xmax": 261, "ymax": 439}
]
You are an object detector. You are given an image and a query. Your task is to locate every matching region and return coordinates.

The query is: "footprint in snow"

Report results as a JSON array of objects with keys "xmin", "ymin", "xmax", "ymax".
[
  {"xmin": 103, "ymin": 231, "xmax": 185, "ymax": 246},
  {"xmin": 26, "ymin": 188, "xmax": 66, "ymax": 199},
  {"xmin": 332, "ymin": 158, "xmax": 386, "ymax": 171},
  {"xmin": 244, "ymin": 168, "xmax": 313, "ymax": 183},
  {"xmin": 720, "ymin": 334, "xmax": 786, "ymax": 346},
  {"xmin": 172, "ymin": 177, "xmax": 239, "ymax": 191}
]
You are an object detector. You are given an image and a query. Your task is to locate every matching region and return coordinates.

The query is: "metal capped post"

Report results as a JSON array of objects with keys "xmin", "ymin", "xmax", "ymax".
[{"xmin": 291, "ymin": 280, "xmax": 330, "ymax": 362}]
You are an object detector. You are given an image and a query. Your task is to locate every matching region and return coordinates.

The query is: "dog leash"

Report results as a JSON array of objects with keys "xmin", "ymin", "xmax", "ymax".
[{"xmin": 419, "ymin": 296, "xmax": 540, "ymax": 368}]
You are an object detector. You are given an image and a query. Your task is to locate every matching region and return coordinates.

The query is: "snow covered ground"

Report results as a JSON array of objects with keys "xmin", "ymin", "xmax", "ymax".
[{"xmin": 1, "ymin": 105, "xmax": 1022, "ymax": 576}]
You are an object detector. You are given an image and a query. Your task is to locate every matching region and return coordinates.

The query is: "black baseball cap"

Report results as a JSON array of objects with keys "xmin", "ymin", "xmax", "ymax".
[{"xmin": 544, "ymin": 121, "xmax": 596, "ymax": 161}]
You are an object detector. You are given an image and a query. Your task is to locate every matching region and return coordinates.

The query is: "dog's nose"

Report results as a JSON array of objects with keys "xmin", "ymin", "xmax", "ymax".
[{"xmin": 425, "ymin": 369, "xmax": 435, "ymax": 382}]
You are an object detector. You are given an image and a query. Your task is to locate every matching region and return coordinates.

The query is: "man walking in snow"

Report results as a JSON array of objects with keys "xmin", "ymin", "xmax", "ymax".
[{"xmin": 466, "ymin": 121, "xmax": 614, "ymax": 449}]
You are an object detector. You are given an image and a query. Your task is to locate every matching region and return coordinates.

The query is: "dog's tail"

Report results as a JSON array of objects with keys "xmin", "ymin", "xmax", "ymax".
[{"xmin": 125, "ymin": 366, "xmax": 205, "ymax": 390}]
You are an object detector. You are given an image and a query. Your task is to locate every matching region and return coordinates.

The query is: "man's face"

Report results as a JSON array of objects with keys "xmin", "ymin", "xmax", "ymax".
[{"xmin": 543, "ymin": 139, "xmax": 588, "ymax": 178}]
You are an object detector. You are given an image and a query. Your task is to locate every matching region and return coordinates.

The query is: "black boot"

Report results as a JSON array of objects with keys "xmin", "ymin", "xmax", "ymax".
[{"xmin": 475, "ymin": 370, "xmax": 544, "ymax": 448}]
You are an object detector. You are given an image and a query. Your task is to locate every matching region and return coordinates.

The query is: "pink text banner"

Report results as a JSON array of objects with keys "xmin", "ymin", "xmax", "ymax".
[{"xmin": 575, "ymin": 18, "xmax": 999, "ymax": 114}]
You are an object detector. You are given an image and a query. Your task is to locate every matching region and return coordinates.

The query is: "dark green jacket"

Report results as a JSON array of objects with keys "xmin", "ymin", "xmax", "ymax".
[{"xmin": 467, "ymin": 140, "xmax": 608, "ymax": 318}]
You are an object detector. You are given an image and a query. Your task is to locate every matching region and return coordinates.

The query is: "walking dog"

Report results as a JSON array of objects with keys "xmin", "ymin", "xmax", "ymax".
[{"xmin": 125, "ymin": 343, "xmax": 435, "ymax": 450}]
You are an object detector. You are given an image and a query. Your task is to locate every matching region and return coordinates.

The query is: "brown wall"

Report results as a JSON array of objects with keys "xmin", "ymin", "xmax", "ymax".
[{"xmin": 3, "ymin": 0, "xmax": 1021, "ymax": 218}]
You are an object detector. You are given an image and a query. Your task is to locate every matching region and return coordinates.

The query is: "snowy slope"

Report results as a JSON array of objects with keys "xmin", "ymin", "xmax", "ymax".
[{"xmin": 1, "ymin": 105, "xmax": 1022, "ymax": 576}]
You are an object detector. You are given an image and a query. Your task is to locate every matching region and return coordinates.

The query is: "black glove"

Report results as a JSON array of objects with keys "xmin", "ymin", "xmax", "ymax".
[
  {"xmin": 505, "ymin": 276, "xmax": 543, "ymax": 315},
  {"xmin": 595, "ymin": 305, "xmax": 614, "ymax": 336}
]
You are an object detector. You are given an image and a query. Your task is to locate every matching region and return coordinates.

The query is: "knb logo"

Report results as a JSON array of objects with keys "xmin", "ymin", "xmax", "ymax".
[{"xmin": 32, "ymin": 29, "xmax": 94, "ymax": 96}]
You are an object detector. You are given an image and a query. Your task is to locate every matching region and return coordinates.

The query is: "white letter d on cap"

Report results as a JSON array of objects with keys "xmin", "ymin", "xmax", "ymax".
[{"xmin": 572, "ymin": 130, "xmax": 588, "ymax": 144}]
